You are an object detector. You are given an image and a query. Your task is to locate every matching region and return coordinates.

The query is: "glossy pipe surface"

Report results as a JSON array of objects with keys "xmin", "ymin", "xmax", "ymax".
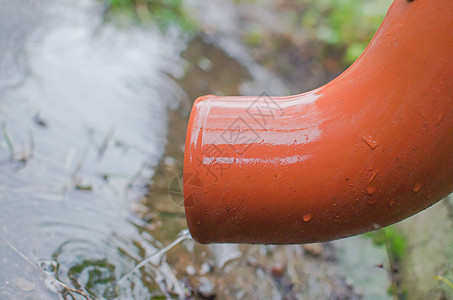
[{"xmin": 184, "ymin": 0, "xmax": 453, "ymax": 244}]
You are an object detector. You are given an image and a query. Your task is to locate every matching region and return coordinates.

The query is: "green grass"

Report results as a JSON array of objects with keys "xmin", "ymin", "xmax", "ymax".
[
  {"xmin": 366, "ymin": 226, "xmax": 408, "ymax": 262},
  {"xmin": 103, "ymin": 0, "xmax": 197, "ymax": 32},
  {"xmin": 299, "ymin": 0, "xmax": 392, "ymax": 64}
]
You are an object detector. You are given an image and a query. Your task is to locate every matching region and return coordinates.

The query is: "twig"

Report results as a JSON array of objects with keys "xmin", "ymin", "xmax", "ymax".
[
  {"xmin": 65, "ymin": 291, "xmax": 76, "ymax": 300},
  {"xmin": 53, "ymin": 279, "xmax": 94, "ymax": 300},
  {"xmin": 18, "ymin": 131, "xmax": 35, "ymax": 164},
  {"xmin": 28, "ymin": 130, "xmax": 35, "ymax": 160},
  {"xmin": 98, "ymin": 129, "xmax": 114, "ymax": 160},
  {"xmin": 434, "ymin": 275, "xmax": 453, "ymax": 292},
  {"xmin": 2, "ymin": 122, "xmax": 15, "ymax": 161},
  {"xmin": 126, "ymin": 160, "xmax": 148, "ymax": 189},
  {"xmin": 122, "ymin": 160, "xmax": 150, "ymax": 202},
  {"xmin": 3, "ymin": 236, "xmax": 91, "ymax": 300},
  {"xmin": 71, "ymin": 136, "xmax": 92, "ymax": 185},
  {"xmin": 384, "ymin": 229, "xmax": 398, "ymax": 300},
  {"xmin": 2, "ymin": 236, "xmax": 35, "ymax": 267}
]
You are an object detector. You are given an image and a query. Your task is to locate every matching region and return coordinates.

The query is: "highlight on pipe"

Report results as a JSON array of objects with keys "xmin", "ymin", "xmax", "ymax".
[{"xmin": 183, "ymin": 0, "xmax": 453, "ymax": 244}]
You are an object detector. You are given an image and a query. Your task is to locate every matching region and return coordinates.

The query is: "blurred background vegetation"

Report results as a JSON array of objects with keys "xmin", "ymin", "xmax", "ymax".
[
  {"xmin": 298, "ymin": 0, "xmax": 392, "ymax": 64},
  {"xmin": 101, "ymin": 0, "xmax": 392, "ymax": 96},
  {"xmin": 104, "ymin": 0, "xmax": 197, "ymax": 31},
  {"xmin": 103, "ymin": 0, "xmax": 392, "ymax": 65}
]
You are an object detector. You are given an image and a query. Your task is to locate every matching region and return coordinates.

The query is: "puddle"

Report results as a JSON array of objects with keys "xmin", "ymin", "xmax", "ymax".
[{"xmin": 0, "ymin": 0, "xmax": 190, "ymax": 298}]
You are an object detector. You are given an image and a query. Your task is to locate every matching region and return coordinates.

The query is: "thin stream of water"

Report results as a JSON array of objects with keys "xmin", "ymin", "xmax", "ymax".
[{"xmin": 118, "ymin": 229, "xmax": 191, "ymax": 284}]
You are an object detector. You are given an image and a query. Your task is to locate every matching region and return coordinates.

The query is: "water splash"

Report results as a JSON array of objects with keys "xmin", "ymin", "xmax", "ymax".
[
  {"xmin": 39, "ymin": 258, "xmax": 95, "ymax": 300},
  {"xmin": 38, "ymin": 258, "xmax": 57, "ymax": 275}
]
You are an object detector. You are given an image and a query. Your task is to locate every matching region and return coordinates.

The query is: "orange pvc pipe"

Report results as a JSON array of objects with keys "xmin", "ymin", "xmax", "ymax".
[{"xmin": 184, "ymin": 0, "xmax": 453, "ymax": 244}]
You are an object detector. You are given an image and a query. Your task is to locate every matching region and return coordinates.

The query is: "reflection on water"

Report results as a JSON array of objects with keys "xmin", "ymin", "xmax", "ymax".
[{"xmin": 0, "ymin": 0, "xmax": 42, "ymax": 92}]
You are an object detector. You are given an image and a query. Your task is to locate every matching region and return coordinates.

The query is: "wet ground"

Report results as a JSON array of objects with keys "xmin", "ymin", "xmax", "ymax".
[{"xmin": 1, "ymin": 0, "xmax": 452, "ymax": 299}]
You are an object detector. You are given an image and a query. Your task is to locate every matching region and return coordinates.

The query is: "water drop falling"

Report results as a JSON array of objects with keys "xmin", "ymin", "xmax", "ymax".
[
  {"xmin": 303, "ymin": 213, "xmax": 313, "ymax": 222},
  {"xmin": 388, "ymin": 199, "xmax": 395, "ymax": 206}
]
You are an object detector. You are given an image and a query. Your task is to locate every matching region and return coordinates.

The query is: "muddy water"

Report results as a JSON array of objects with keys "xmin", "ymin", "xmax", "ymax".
[{"xmin": 1, "ymin": 0, "xmax": 392, "ymax": 299}]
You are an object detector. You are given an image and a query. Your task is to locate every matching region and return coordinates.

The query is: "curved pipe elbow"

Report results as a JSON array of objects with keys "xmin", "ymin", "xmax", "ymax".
[{"xmin": 183, "ymin": 0, "xmax": 453, "ymax": 244}]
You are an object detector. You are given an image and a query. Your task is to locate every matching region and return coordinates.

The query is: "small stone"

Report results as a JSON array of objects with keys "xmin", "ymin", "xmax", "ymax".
[
  {"xmin": 303, "ymin": 243, "xmax": 323, "ymax": 257},
  {"xmin": 345, "ymin": 277, "xmax": 354, "ymax": 288},
  {"xmin": 197, "ymin": 57, "xmax": 213, "ymax": 72},
  {"xmin": 74, "ymin": 177, "xmax": 92, "ymax": 191},
  {"xmin": 258, "ymin": 245, "xmax": 268, "ymax": 256},
  {"xmin": 197, "ymin": 277, "xmax": 215, "ymax": 299},
  {"xmin": 271, "ymin": 263, "xmax": 285, "ymax": 278},
  {"xmin": 355, "ymin": 287, "xmax": 364, "ymax": 297},
  {"xmin": 186, "ymin": 265, "xmax": 196, "ymax": 276},
  {"xmin": 164, "ymin": 156, "xmax": 175, "ymax": 166},
  {"xmin": 33, "ymin": 114, "xmax": 48, "ymax": 128},
  {"xmin": 200, "ymin": 262, "xmax": 211, "ymax": 275}
]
